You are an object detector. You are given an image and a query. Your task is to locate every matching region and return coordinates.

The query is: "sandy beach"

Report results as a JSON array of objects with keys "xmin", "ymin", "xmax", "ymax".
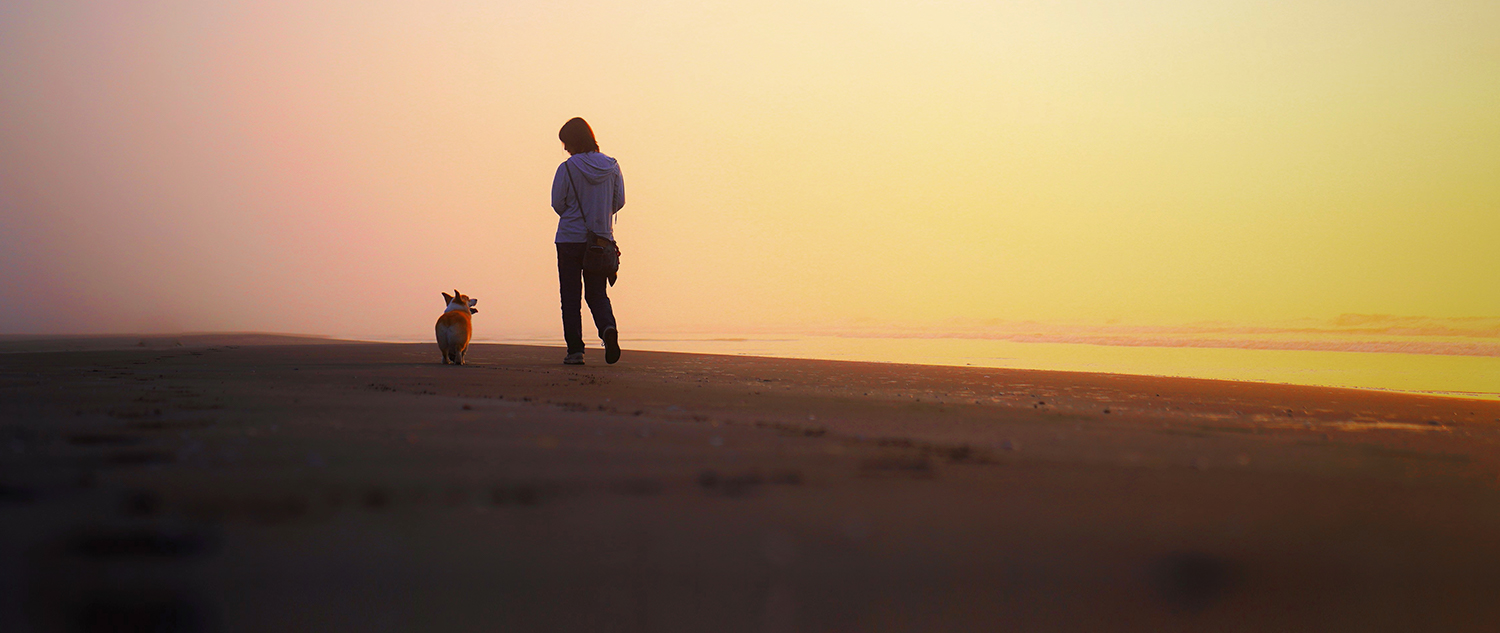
[{"xmin": 4, "ymin": 334, "xmax": 1500, "ymax": 632}]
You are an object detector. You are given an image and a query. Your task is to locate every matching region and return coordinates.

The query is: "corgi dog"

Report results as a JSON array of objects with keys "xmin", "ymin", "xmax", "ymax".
[{"xmin": 436, "ymin": 289, "xmax": 478, "ymax": 365}]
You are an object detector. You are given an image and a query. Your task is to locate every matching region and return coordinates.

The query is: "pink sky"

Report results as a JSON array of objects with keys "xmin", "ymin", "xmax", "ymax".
[{"xmin": 3, "ymin": 1, "xmax": 1496, "ymax": 341}]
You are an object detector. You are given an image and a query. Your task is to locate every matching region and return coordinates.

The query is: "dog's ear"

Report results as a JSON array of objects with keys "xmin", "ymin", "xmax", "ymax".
[
  {"xmin": 469, "ymin": 307, "xmax": 478, "ymax": 314},
  {"xmin": 442, "ymin": 292, "xmax": 453, "ymax": 304},
  {"xmin": 468, "ymin": 298, "xmax": 477, "ymax": 307}
]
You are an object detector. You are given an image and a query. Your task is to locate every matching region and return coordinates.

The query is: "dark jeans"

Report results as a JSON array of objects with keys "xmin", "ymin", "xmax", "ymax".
[{"xmin": 557, "ymin": 242, "xmax": 617, "ymax": 354}]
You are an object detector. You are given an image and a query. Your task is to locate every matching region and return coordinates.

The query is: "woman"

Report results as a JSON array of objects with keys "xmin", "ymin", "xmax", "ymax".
[{"xmin": 551, "ymin": 117, "xmax": 624, "ymax": 365}]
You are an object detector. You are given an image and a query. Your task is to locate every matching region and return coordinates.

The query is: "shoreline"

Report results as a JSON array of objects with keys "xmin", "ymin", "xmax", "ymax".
[
  {"xmin": 4, "ymin": 331, "xmax": 1497, "ymax": 402},
  {"xmin": 402, "ymin": 334, "xmax": 1500, "ymax": 402}
]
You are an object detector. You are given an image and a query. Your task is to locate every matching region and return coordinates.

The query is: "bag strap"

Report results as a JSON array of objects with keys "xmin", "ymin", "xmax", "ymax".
[{"xmin": 563, "ymin": 161, "xmax": 585, "ymax": 220}]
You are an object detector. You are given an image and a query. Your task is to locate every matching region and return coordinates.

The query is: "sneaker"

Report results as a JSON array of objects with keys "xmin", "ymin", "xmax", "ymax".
[
  {"xmin": 563, "ymin": 352, "xmax": 584, "ymax": 365},
  {"xmin": 603, "ymin": 327, "xmax": 621, "ymax": 365}
]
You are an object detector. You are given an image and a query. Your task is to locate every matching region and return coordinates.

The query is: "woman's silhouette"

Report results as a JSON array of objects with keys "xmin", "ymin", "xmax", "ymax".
[{"xmin": 551, "ymin": 117, "xmax": 624, "ymax": 365}]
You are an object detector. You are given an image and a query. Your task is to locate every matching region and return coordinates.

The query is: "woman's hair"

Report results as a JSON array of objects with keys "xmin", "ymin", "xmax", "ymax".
[{"xmin": 559, "ymin": 117, "xmax": 599, "ymax": 155}]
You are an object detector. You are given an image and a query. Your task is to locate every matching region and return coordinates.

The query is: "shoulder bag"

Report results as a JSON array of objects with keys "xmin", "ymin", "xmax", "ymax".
[{"xmin": 565, "ymin": 162, "xmax": 621, "ymax": 285}]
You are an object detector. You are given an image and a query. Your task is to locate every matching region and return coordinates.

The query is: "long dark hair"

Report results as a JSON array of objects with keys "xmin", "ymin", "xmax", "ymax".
[{"xmin": 559, "ymin": 117, "xmax": 599, "ymax": 155}]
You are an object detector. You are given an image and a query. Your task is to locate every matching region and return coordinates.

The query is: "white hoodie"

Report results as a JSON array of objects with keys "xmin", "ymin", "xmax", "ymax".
[{"xmin": 551, "ymin": 151, "xmax": 624, "ymax": 243}]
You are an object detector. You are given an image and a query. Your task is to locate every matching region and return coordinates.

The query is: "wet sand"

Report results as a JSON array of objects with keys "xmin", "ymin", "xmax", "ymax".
[{"xmin": 3, "ymin": 335, "xmax": 1500, "ymax": 631}]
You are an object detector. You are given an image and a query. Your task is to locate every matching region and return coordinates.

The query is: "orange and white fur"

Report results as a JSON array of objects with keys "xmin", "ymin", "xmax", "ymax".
[{"xmin": 435, "ymin": 289, "xmax": 478, "ymax": 365}]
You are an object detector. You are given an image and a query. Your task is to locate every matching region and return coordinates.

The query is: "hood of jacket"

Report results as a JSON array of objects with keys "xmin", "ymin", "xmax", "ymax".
[{"xmin": 565, "ymin": 151, "xmax": 619, "ymax": 185}]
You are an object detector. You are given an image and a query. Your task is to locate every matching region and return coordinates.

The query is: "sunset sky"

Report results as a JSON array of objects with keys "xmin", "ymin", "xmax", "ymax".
[{"xmin": 2, "ymin": 0, "xmax": 1496, "ymax": 340}]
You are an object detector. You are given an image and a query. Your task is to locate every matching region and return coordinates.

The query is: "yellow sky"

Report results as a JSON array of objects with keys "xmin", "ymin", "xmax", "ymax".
[{"xmin": 1, "ymin": 0, "xmax": 1496, "ymax": 339}]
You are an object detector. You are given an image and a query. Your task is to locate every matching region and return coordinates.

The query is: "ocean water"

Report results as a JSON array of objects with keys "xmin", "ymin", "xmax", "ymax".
[{"xmin": 479, "ymin": 334, "xmax": 1500, "ymax": 401}]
